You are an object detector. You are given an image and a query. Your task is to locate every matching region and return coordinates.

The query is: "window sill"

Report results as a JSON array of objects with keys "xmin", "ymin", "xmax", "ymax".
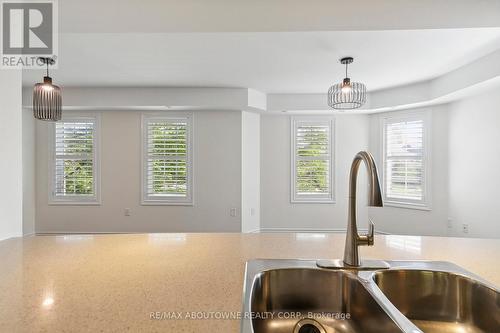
[
  {"xmin": 383, "ymin": 201, "xmax": 431, "ymax": 211},
  {"xmin": 291, "ymin": 199, "xmax": 336, "ymax": 204},
  {"xmin": 49, "ymin": 200, "xmax": 101, "ymax": 206},
  {"xmin": 141, "ymin": 201, "xmax": 194, "ymax": 206}
]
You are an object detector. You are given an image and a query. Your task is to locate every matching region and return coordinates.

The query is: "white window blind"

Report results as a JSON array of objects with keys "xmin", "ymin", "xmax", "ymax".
[
  {"xmin": 291, "ymin": 118, "xmax": 334, "ymax": 203},
  {"xmin": 142, "ymin": 115, "xmax": 193, "ymax": 204},
  {"xmin": 383, "ymin": 114, "xmax": 429, "ymax": 208},
  {"xmin": 50, "ymin": 116, "xmax": 99, "ymax": 204}
]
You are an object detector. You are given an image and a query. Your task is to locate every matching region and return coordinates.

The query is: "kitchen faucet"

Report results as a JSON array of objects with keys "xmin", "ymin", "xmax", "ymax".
[
  {"xmin": 343, "ymin": 151, "xmax": 383, "ymax": 266},
  {"xmin": 317, "ymin": 151, "xmax": 389, "ymax": 270}
]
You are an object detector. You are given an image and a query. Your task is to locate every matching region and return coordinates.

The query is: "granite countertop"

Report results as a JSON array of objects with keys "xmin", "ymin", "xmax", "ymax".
[{"xmin": 0, "ymin": 233, "xmax": 499, "ymax": 332}]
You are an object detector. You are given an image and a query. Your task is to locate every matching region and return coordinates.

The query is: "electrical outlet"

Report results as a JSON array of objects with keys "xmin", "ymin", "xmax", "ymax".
[
  {"xmin": 230, "ymin": 208, "xmax": 237, "ymax": 217},
  {"xmin": 462, "ymin": 223, "xmax": 469, "ymax": 234},
  {"xmin": 124, "ymin": 208, "xmax": 131, "ymax": 216},
  {"xmin": 447, "ymin": 218, "xmax": 453, "ymax": 229}
]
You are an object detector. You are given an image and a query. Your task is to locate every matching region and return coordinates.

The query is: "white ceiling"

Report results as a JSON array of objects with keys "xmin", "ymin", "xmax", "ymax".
[
  {"xmin": 57, "ymin": 0, "xmax": 500, "ymax": 33},
  {"xmin": 22, "ymin": 29, "xmax": 500, "ymax": 93}
]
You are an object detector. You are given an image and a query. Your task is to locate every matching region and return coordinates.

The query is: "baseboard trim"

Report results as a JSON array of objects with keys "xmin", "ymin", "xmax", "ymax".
[
  {"xmin": 34, "ymin": 229, "xmax": 391, "ymax": 235},
  {"xmin": 258, "ymin": 227, "xmax": 389, "ymax": 235},
  {"xmin": 243, "ymin": 229, "xmax": 261, "ymax": 234},
  {"xmin": 35, "ymin": 231, "xmax": 151, "ymax": 236}
]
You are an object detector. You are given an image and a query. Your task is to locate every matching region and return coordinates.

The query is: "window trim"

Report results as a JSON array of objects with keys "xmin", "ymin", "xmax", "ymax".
[
  {"xmin": 48, "ymin": 113, "xmax": 101, "ymax": 205},
  {"xmin": 141, "ymin": 113, "xmax": 194, "ymax": 206},
  {"xmin": 381, "ymin": 110, "xmax": 432, "ymax": 210},
  {"xmin": 290, "ymin": 116, "xmax": 335, "ymax": 204}
]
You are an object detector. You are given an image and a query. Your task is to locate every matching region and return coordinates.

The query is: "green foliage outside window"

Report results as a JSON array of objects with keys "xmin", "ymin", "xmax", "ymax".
[
  {"xmin": 296, "ymin": 128, "xmax": 329, "ymax": 194},
  {"xmin": 150, "ymin": 123, "xmax": 187, "ymax": 195},
  {"xmin": 63, "ymin": 160, "xmax": 93, "ymax": 195},
  {"xmin": 57, "ymin": 123, "xmax": 94, "ymax": 196}
]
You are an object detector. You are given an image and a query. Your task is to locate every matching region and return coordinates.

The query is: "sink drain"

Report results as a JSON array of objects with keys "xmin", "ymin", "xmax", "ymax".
[{"xmin": 293, "ymin": 319, "xmax": 326, "ymax": 333}]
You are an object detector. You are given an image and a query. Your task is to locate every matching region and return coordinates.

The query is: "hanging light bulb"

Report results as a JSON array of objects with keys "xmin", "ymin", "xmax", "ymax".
[
  {"xmin": 328, "ymin": 57, "xmax": 366, "ymax": 110},
  {"xmin": 341, "ymin": 78, "xmax": 352, "ymax": 94},
  {"xmin": 33, "ymin": 57, "xmax": 62, "ymax": 121}
]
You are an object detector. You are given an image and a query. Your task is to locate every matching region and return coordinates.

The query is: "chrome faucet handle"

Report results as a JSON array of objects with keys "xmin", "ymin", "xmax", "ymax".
[
  {"xmin": 367, "ymin": 220, "xmax": 375, "ymax": 246},
  {"xmin": 358, "ymin": 220, "xmax": 375, "ymax": 246}
]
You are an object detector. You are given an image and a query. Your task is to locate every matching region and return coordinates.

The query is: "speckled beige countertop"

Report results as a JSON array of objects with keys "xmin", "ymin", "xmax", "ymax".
[{"xmin": 0, "ymin": 233, "xmax": 499, "ymax": 332}]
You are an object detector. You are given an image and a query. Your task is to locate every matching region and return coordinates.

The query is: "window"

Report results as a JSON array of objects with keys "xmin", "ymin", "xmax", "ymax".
[
  {"xmin": 49, "ymin": 115, "xmax": 100, "ymax": 204},
  {"xmin": 142, "ymin": 114, "xmax": 193, "ymax": 205},
  {"xmin": 382, "ymin": 112, "xmax": 430, "ymax": 209},
  {"xmin": 291, "ymin": 117, "xmax": 334, "ymax": 203}
]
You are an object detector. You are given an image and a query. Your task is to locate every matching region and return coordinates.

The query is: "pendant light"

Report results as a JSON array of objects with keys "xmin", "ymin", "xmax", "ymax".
[
  {"xmin": 33, "ymin": 57, "xmax": 62, "ymax": 121},
  {"xmin": 327, "ymin": 57, "xmax": 366, "ymax": 110}
]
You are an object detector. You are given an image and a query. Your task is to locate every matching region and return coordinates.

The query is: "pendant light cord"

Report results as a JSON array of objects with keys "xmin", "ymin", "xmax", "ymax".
[{"xmin": 345, "ymin": 62, "xmax": 348, "ymax": 79}]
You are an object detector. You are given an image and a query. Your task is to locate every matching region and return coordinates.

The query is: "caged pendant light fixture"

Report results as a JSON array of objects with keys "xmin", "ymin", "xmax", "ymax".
[
  {"xmin": 327, "ymin": 57, "xmax": 366, "ymax": 110},
  {"xmin": 33, "ymin": 57, "xmax": 62, "ymax": 121}
]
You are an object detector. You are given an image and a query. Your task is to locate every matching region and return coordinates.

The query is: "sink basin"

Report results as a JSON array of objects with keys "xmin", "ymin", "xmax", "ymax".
[
  {"xmin": 250, "ymin": 268, "xmax": 403, "ymax": 333},
  {"xmin": 241, "ymin": 260, "xmax": 500, "ymax": 333},
  {"xmin": 373, "ymin": 269, "xmax": 500, "ymax": 333}
]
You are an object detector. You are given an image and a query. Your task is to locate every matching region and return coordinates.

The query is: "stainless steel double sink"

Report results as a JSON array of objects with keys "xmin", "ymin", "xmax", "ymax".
[{"xmin": 241, "ymin": 260, "xmax": 500, "ymax": 333}]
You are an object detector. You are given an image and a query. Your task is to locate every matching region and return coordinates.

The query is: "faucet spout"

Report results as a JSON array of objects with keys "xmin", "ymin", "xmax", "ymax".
[{"xmin": 343, "ymin": 151, "xmax": 383, "ymax": 267}]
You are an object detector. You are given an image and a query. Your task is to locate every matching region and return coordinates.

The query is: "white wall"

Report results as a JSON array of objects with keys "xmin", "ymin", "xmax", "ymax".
[
  {"xmin": 25, "ymin": 88, "xmax": 500, "ymax": 238},
  {"xmin": 448, "ymin": 91, "xmax": 500, "ymax": 238},
  {"xmin": 260, "ymin": 114, "xmax": 371, "ymax": 232},
  {"xmin": 368, "ymin": 106, "xmax": 450, "ymax": 236},
  {"xmin": 241, "ymin": 111, "xmax": 260, "ymax": 233},
  {"xmin": 0, "ymin": 71, "xmax": 23, "ymax": 240},
  {"xmin": 35, "ymin": 110, "xmax": 242, "ymax": 233},
  {"xmin": 258, "ymin": 107, "xmax": 451, "ymax": 236},
  {"xmin": 22, "ymin": 108, "xmax": 36, "ymax": 235}
]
